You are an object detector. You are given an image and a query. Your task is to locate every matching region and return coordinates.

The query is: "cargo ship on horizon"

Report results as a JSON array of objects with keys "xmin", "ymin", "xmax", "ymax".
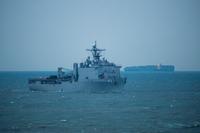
[{"xmin": 124, "ymin": 64, "xmax": 175, "ymax": 72}]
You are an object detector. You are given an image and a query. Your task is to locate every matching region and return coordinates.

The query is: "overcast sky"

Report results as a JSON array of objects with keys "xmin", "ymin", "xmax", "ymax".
[{"xmin": 0, "ymin": 0, "xmax": 200, "ymax": 71}]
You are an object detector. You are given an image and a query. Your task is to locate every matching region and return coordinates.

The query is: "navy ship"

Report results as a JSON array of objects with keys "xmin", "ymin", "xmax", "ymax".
[
  {"xmin": 28, "ymin": 41, "xmax": 126, "ymax": 91},
  {"xmin": 124, "ymin": 64, "xmax": 175, "ymax": 72}
]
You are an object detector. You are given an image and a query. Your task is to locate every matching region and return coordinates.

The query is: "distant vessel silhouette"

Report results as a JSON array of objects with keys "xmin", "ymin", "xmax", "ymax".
[{"xmin": 124, "ymin": 64, "xmax": 175, "ymax": 72}]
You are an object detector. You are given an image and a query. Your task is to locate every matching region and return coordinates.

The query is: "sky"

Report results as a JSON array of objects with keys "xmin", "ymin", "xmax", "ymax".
[{"xmin": 0, "ymin": 0, "xmax": 200, "ymax": 71}]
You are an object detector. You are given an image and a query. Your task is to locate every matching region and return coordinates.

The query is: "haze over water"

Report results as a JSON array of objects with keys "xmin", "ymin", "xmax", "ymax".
[{"xmin": 1, "ymin": 0, "xmax": 200, "ymax": 71}]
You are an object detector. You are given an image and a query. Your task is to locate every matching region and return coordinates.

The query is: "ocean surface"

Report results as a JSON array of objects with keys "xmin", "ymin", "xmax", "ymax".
[{"xmin": 0, "ymin": 71, "xmax": 200, "ymax": 133}]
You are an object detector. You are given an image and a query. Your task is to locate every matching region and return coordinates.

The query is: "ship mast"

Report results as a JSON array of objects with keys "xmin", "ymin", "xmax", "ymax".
[{"xmin": 86, "ymin": 41, "xmax": 105, "ymax": 63}]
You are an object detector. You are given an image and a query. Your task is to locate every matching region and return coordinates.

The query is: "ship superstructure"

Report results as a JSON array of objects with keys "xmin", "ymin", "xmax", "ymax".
[
  {"xmin": 28, "ymin": 41, "xmax": 126, "ymax": 91},
  {"xmin": 76, "ymin": 41, "xmax": 123, "ymax": 83}
]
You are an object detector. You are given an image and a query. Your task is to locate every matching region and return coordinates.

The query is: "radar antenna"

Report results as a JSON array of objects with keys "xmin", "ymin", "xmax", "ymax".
[{"xmin": 86, "ymin": 41, "xmax": 105, "ymax": 62}]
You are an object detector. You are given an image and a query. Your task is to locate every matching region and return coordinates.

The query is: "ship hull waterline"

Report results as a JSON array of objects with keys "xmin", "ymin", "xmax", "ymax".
[{"xmin": 29, "ymin": 80, "xmax": 126, "ymax": 92}]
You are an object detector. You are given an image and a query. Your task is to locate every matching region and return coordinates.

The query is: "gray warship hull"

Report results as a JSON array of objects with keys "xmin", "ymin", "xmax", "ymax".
[
  {"xmin": 29, "ymin": 79, "xmax": 126, "ymax": 92},
  {"xmin": 28, "ymin": 42, "xmax": 126, "ymax": 91}
]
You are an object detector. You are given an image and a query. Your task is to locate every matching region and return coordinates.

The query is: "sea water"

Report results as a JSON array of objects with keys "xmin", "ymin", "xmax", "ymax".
[{"xmin": 0, "ymin": 71, "xmax": 200, "ymax": 133}]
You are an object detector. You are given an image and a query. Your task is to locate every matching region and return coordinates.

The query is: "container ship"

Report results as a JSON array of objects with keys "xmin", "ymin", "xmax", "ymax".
[{"xmin": 124, "ymin": 64, "xmax": 175, "ymax": 72}]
